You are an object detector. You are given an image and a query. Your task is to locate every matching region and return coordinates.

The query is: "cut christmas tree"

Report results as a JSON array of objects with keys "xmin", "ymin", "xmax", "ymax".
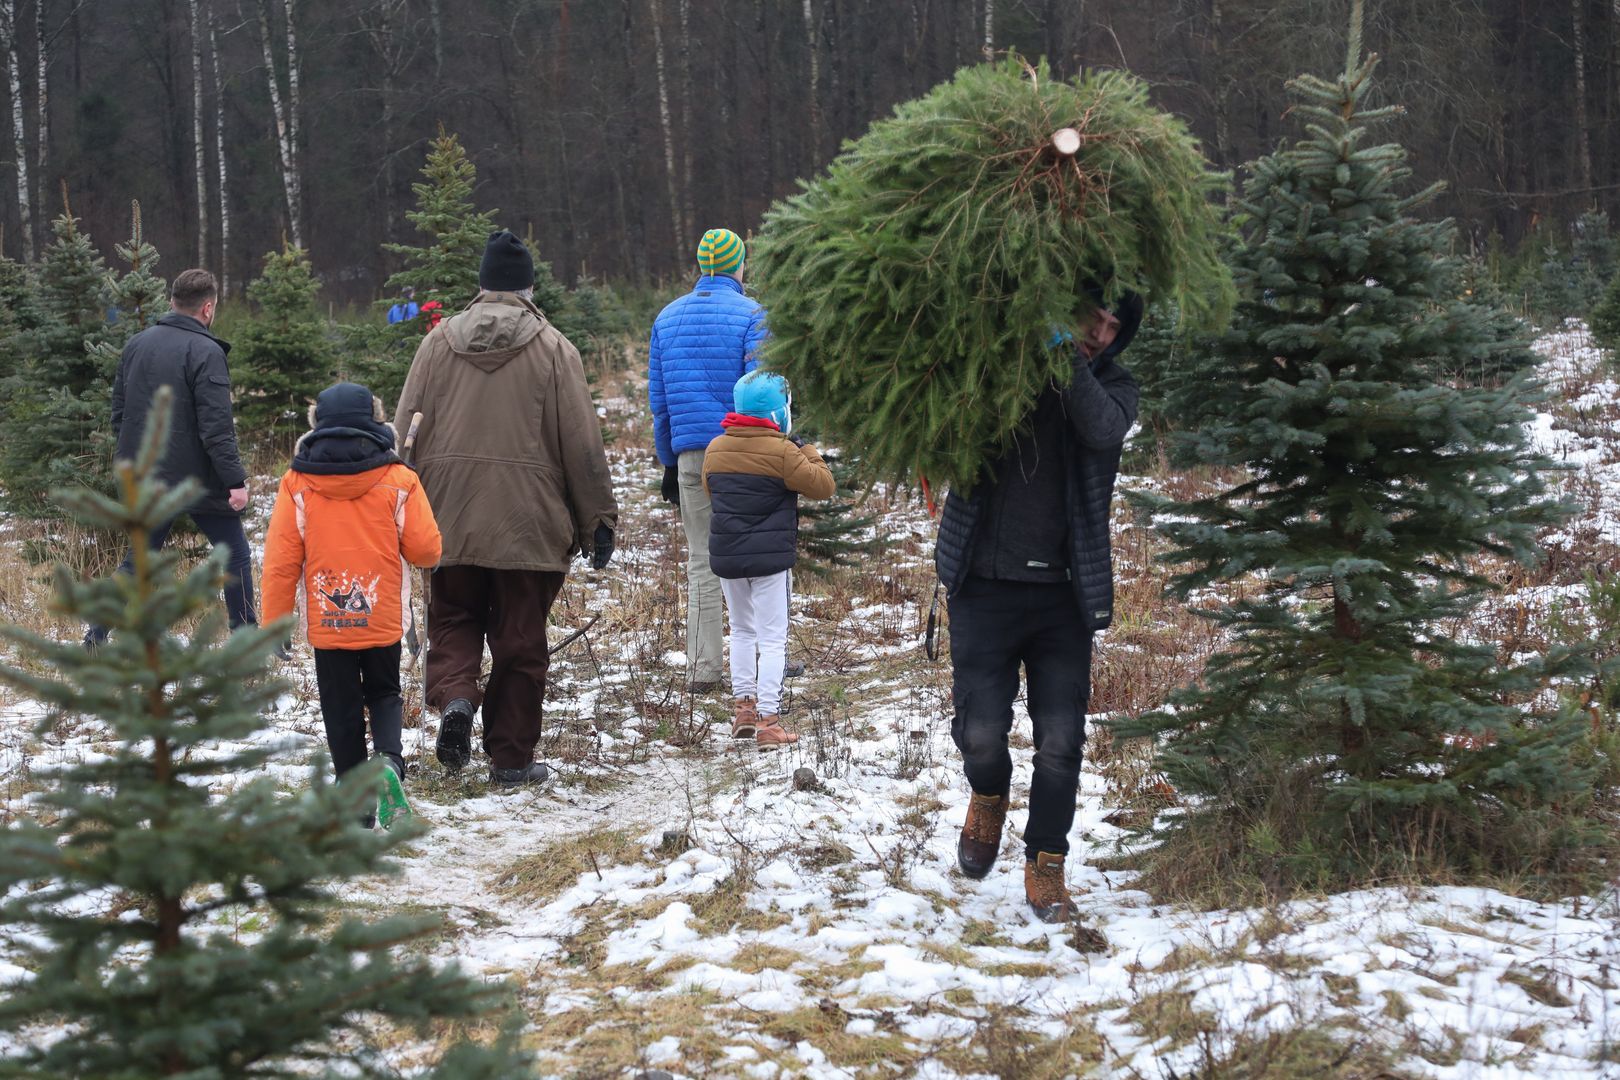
[{"xmin": 750, "ymin": 57, "xmax": 1233, "ymax": 492}]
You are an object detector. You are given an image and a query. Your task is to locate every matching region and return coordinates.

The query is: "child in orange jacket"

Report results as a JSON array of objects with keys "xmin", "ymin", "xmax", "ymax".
[{"xmin": 262, "ymin": 383, "xmax": 442, "ymax": 790}]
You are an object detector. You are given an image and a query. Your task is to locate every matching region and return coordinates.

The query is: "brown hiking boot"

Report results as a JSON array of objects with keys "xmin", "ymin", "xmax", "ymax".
[
  {"xmin": 755, "ymin": 714, "xmax": 799, "ymax": 751},
  {"xmin": 956, "ymin": 792, "xmax": 1007, "ymax": 879},
  {"xmin": 1024, "ymin": 852, "xmax": 1080, "ymax": 924},
  {"xmin": 731, "ymin": 697, "xmax": 759, "ymax": 739}
]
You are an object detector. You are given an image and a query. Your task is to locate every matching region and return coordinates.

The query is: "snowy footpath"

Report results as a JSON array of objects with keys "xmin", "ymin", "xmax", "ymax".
[{"xmin": 2, "ymin": 327, "xmax": 1618, "ymax": 1077}]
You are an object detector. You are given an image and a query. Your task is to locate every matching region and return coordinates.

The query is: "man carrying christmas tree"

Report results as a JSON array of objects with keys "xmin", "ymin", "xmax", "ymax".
[
  {"xmin": 648, "ymin": 228, "xmax": 770, "ymax": 692},
  {"xmin": 935, "ymin": 286, "xmax": 1143, "ymax": 923},
  {"xmin": 87, "ymin": 268, "xmax": 259, "ymax": 649},
  {"xmin": 394, "ymin": 230, "xmax": 617, "ymax": 787}
]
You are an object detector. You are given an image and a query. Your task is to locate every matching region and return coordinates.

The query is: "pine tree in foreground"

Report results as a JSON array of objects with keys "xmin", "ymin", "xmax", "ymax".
[
  {"xmin": 1117, "ymin": 7, "xmax": 1610, "ymax": 895},
  {"xmin": 234, "ymin": 244, "xmax": 334, "ymax": 444},
  {"xmin": 749, "ymin": 56, "xmax": 1234, "ymax": 492},
  {"xmin": 0, "ymin": 390, "xmax": 532, "ymax": 1078}
]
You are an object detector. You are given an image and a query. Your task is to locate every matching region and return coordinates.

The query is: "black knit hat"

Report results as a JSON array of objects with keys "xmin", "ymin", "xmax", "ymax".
[
  {"xmin": 479, "ymin": 229, "xmax": 535, "ymax": 292},
  {"xmin": 312, "ymin": 382, "xmax": 395, "ymax": 449}
]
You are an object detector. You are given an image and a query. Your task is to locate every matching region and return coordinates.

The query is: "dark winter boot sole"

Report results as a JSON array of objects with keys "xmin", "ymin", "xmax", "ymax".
[{"xmin": 435, "ymin": 707, "xmax": 474, "ymax": 773}]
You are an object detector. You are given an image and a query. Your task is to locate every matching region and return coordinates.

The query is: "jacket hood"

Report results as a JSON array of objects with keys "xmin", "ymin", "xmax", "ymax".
[
  {"xmin": 1094, "ymin": 291, "xmax": 1144, "ymax": 364},
  {"xmin": 292, "ymin": 425, "xmax": 400, "ymax": 484},
  {"xmin": 442, "ymin": 292, "xmax": 546, "ymax": 372}
]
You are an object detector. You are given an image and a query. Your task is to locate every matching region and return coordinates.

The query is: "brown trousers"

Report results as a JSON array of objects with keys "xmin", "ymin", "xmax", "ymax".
[{"xmin": 426, "ymin": 565, "xmax": 566, "ymax": 770}]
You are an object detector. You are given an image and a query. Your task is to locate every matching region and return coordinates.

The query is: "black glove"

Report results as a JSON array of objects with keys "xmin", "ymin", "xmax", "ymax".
[
  {"xmin": 788, "ymin": 433, "xmax": 806, "ymax": 448},
  {"xmin": 591, "ymin": 523, "xmax": 615, "ymax": 569},
  {"xmin": 660, "ymin": 465, "xmax": 680, "ymax": 506}
]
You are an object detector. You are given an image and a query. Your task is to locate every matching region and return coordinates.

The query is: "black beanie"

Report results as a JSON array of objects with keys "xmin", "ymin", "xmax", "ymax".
[
  {"xmin": 312, "ymin": 382, "xmax": 395, "ymax": 449},
  {"xmin": 480, "ymin": 230, "xmax": 535, "ymax": 292}
]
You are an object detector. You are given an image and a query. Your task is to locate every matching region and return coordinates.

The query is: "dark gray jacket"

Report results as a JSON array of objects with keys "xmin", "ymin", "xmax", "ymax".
[
  {"xmin": 934, "ymin": 306, "xmax": 1142, "ymax": 632},
  {"xmin": 111, "ymin": 312, "xmax": 246, "ymax": 516}
]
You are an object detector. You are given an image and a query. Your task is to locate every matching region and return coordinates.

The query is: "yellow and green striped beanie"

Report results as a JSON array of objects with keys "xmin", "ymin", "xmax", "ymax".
[{"xmin": 696, "ymin": 228, "xmax": 746, "ymax": 275}]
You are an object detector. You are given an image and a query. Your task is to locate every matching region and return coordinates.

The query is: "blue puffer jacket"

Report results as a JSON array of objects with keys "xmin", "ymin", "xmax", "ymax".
[{"xmin": 649, "ymin": 276, "xmax": 767, "ymax": 464}]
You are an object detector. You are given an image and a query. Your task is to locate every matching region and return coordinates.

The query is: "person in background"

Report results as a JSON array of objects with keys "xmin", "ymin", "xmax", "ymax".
[
  {"xmin": 703, "ymin": 371, "xmax": 834, "ymax": 750},
  {"xmin": 387, "ymin": 286, "xmax": 419, "ymax": 325}
]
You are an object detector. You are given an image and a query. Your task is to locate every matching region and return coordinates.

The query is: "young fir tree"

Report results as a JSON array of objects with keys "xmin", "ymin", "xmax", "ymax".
[
  {"xmin": 233, "ymin": 244, "xmax": 333, "ymax": 444},
  {"xmin": 0, "ymin": 390, "xmax": 532, "ymax": 1078},
  {"xmin": 1117, "ymin": 6, "xmax": 1604, "ymax": 891},
  {"xmin": 1591, "ymin": 269, "xmax": 1620, "ymax": 353},
  {"xmin": 356, "ymin": 129, "xmax": 499, "ymax": 406},
  {"xmin": 0, "ymin": 207, "xmax": 116, "ymax": 515}
]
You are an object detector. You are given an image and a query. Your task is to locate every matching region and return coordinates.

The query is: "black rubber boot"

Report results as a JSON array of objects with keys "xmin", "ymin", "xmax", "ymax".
[
  {"xmin": 490, "ymin": 762, "xmax": 553, "ymax": 788},
  {"xmin": 434, "ymin": 698, "xmax": 475, "ymax": 773}
]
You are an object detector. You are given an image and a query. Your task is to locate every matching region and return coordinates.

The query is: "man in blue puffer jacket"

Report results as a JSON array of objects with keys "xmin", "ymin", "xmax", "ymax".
[{"xmin": 649, "ymin": 228, "xmax": 768, "ymax": 691}]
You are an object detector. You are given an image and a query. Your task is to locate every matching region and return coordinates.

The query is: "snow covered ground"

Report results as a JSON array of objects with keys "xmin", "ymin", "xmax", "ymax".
[{"xmin": 2, "ymin": 328, "xmax": 1618, "ymax": 1077}]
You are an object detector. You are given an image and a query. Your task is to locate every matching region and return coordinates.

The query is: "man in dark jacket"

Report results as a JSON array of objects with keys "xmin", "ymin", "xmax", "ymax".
[
  {"xmin": 934, "ymin": 288, "xmax": 1143, "ymax": 923},
  {"xmin": 87, "ymin": 269, "xmax": 257, "ymax": 648}
]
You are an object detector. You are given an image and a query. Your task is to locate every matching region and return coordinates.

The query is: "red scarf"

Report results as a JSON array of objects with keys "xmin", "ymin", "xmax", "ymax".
[{"xmin": 721, "ymin": 412, "xmax": 780, "ymax": 431}]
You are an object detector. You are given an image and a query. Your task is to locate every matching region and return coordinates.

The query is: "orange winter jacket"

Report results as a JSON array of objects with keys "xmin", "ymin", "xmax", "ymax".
[{"xmin": 261, "ymin": 457, "xmax": 442, "ymax": 651}]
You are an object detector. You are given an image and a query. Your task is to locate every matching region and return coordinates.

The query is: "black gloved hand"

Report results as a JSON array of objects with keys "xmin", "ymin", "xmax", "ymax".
[
  {"xmin": 788, "ymin": 433, "xmax": 807, "ymax": 448},
  {"xmin": 591, "ymin": 523, "xmax": 615, "ymax": 569},
  {"xmin": 660, "ymin": 465, "xmax": 680, "ymax": 506}
]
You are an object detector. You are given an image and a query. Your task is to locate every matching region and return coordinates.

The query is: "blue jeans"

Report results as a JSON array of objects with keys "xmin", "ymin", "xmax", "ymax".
[
  {"xmin": 948, "ymin": 577, "xmax": 1093, "ymax": 859},
  {"xmin": 87, "ymin": 511, "xmax": 257, "ymax": 642}
]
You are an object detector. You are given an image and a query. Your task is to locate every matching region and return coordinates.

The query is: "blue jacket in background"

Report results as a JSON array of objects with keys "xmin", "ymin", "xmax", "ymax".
[{"xmin": 648, "ymin": 275, "xmax": 767, "ymax": 465}]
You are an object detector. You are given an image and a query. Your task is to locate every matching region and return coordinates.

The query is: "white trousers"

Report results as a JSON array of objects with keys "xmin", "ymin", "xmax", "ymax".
[{"xmin": 719, "ymin": 570, "xmax": 791, "ymax": 715}]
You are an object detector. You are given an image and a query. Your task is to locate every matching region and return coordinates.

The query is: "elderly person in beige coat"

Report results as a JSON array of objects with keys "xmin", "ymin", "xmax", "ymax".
[{"xmin": 394, "ymin": 230, "xmax": 617, "ymax": 787}]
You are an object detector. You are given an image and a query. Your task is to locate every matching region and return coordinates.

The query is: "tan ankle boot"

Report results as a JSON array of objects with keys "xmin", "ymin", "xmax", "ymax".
[
  {"xmin": 731, "ymin": 696, "xmax": 759, "ymax": 739},
  {"xmin": 956, "ymin": 792, "xmax": 1007, "ymax": 879},
  {"xmin": 754, "ymin": 714, "xmax": 799, "ymax": 751},
  {"xmin": 1024, "ymin": 851, "xmax": 1079, "ymax": 924}
]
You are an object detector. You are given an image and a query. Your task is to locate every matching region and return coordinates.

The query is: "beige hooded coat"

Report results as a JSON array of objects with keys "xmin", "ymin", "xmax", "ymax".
[{"xmin": 394, "ymin": 292, "xmax": 617, "ymax": 572}]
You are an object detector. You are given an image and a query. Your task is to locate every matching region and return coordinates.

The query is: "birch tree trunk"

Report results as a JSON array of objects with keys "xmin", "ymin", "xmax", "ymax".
[
  {"xmin": 189, "ymin": 0, "xmax": 208, "ymax": 265},
  {"xmin": 283, "ymin": 0, "xmax": 304, "ymax": 238},
  {"xmin": 209, "ymin": 5, "xmax": 229, "ymax": 293},
  {"xmin": 982, "ymin": 0, "xmax": 994, "ymax": 60},
  {"xmin": 1210, "ymin": 0, "xmax": 1230, "ymax": 168},
  {"xmin": 0, "ymin": 0, "xmax": 30, "ymax": 261},
  {"xmin": 649, "ymin": 0, "xmax": 683, "ymax": 263},
  {"xmin": 803, "ymin": 0, "xmax": 819, "ymax": 166},
  {"xmin": 256, "ymin": 0, "xmax": 302, "ymax": 248},
  {"xmin": 678, "ymin": 0, "xmax": 693, "ymax": 247},
  {"xmin": 1572, "ymin": 0, "xmax": 1593, "ymax": 197},
  {"xmin": 33, "ymin": 0, "xmax": 44, "ymax": 257}
]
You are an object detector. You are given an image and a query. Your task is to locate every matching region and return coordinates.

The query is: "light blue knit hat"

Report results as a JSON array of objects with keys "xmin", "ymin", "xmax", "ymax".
[{"xmin": 733, "ymin": 370, "xmax": 791, "ymax": 431}]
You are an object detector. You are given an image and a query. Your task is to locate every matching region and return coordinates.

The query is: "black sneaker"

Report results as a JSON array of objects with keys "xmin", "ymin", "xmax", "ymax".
[
  {"xmin": 435, "ymin": 698, "xmax": 475, "ymax": 773},
  {"xmin": 490, "ymin": 762, "xmax": 553, "ymax": 788}
]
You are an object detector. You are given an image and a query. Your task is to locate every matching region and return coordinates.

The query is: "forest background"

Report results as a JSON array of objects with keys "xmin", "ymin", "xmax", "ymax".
[{"xmin": 1, "ymin": 0, "xmax": 1616, "ymax": 299}]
